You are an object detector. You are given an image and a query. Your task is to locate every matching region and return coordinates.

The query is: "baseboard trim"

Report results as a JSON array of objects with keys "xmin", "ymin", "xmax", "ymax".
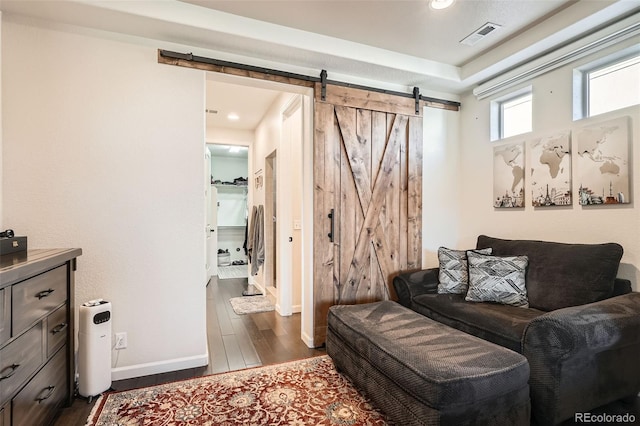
[
  {"xmin": 111, "ymin": 353, "xmax": 209, "ymax": 381},
  {"xmin": 301, "ymin": 331, "xmax": 315, "ymax": 348}
]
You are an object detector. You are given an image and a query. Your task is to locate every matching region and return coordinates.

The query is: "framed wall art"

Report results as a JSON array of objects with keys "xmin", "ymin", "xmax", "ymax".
[
  {"xmin": 576, "ymin": 116, "xmax": 630, "ymax": 205},
  {"xmin": 529, "ymin": 131, "xmax": 572, "ymax": 207},
  {"xmin": 493, "ymin": 142, "xmax": 525, "ymax": 208}
]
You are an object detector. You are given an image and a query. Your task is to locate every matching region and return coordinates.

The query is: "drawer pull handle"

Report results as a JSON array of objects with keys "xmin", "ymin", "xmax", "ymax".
[
  {"xmin": 0, "ymin": 363, "xmax": 20, "ymax": 380},
  {"xmin": 36, "ymin": 385, "xmax": 56, "ymax": 403},
  {"xmin": 36, "ymin": 289, "xmax": 55, "ymax": 299},
  {"xmin": 51, "ymin": 323, "xmax": 68, "ymax": 334}
]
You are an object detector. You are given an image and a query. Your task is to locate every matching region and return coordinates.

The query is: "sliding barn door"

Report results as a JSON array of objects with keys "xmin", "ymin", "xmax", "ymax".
[{"xmin": 313, "ymin": 85, "xmax": 423, "ymax": 346}]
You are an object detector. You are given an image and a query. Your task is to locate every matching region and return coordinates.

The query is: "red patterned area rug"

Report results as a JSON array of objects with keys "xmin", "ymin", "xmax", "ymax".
[{"xmin": 87, "ymin": 355, "xmax": 391, "ymax": 425}]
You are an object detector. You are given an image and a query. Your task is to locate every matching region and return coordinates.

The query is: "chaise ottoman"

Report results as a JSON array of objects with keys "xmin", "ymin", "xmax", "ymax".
[{"xmin": 327, "ymin": 301, "xmax": 530, "ymax": 425}]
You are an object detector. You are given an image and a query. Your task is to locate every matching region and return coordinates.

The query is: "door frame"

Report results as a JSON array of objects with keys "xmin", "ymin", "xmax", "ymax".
[
  {"xmin": 205, "ymin": 146, "xmax": 215, "ymax": 282},
  {"xmin": 205, "ymin": 142, "xmax": 250, "ymax": 278},
  {"xmin": 203, "ymin": 71, "xmax": 316, "ymax": 346},
  {"xmin": 275, "ymin": 94, "xmax": 305, "ymax": 317},
  {"xmin": 264, "ymin": 149, "xmax": 277, "ymax": 297}
]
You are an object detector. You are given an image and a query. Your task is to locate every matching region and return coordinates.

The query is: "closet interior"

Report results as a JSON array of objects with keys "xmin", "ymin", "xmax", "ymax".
[{"xmin": 208, "ymin": 144, "xmax": 249, "ymax": 279}]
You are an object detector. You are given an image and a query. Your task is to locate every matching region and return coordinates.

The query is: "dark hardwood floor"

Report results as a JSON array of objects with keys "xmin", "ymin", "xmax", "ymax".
[{"xmin": 54, "ymin": 276, "xmax": 324, "ymax": 426}]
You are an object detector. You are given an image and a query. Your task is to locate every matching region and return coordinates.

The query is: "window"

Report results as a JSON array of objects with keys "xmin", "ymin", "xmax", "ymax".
[
  {"xmin": 490, "ymin": 87, "xmax": 532, "ymax": 141},
  {"xmin": 574, "ymin": 49, "xmax": 640, "ymax": 119},
  {"xmin": 588, "ymin": 55, "xmax": 640, "ymax": 116}
]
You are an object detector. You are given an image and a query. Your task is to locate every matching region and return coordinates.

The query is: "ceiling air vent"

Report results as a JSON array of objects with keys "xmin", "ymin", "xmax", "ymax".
[{"xmin": 460, "ymin": 22, "xmax": 502, "ymax": 46}]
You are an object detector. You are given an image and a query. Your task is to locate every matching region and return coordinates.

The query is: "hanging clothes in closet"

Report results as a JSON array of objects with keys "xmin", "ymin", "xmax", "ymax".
[{"xmin": 247, "ymin": 205, "xmax": 265, "ymax": 276}]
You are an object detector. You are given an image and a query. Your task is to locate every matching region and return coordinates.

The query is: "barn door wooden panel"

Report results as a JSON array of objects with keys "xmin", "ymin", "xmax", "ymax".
[{"xmin": 313, "ymin": 87, "xmax": 423, "ymax": 346}]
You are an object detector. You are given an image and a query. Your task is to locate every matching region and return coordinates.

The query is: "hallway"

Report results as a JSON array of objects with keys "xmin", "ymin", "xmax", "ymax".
[{"xmin": 206, "ymin": 276, "xmax": 324, "ymax": 372}]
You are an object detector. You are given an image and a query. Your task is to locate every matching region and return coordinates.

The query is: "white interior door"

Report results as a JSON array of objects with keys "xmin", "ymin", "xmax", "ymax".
[
  {"xmin": 205, "ymin": 148, "xmax": 213, "ymax": 281},
  {"xmin": 209, "ymin": 186, "xmax": 218, "ymax": 276}
]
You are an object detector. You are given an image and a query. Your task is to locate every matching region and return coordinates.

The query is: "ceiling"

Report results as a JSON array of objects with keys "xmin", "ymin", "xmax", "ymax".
[
  {"xmin": 205, "ymin": 75, "xmax": 282, "ymax": 130},
  {"xmin": 208, "ymin": 144, "xmax": 249, "ymax": 159},
  {"xmin": 183, "ymin": 0, "xmax": 573, "ymax": 67},
  {"xmin": 1, "ymin": 0, "xmax": 637, "ymax": 130}
]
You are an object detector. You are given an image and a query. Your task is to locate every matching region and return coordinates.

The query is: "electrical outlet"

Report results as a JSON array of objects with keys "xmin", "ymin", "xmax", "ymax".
[{"xmin": 115, "ymin": 332, "xmax": 127, "ymax": 350}]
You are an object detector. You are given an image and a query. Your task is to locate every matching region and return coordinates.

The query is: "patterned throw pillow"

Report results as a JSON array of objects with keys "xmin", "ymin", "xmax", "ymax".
[
  {"xmin": 437, "ymin": 247, "xmax": 492, "ymax": 294},
  {"xmin": 465, "ymin": 251, "xmax": 529, "ymax": 308}
]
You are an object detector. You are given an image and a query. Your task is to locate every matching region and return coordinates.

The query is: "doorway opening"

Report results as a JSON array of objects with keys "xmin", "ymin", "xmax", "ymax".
[
  {"xmin": 265, "ymin": 150, "xmax": 277, "ymax": 295},
  {"xmin": 207, "ymin": 144, "xmax": 249, "ymax": 281},
  {"xmin": 205, "ymin": 72, "xmax": 315, "ymax": 347}
]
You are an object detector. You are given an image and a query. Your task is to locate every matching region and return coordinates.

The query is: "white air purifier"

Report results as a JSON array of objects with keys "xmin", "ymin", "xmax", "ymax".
[{"xmin": 78, "ymin": 299, "xmax": 112, "ymax": 401}]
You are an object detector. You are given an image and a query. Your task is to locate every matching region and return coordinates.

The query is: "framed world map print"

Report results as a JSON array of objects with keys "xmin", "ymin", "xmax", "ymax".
[
  {"xmin": 529, "ymin": 131, "xmax": 572, "ymax": 207},
  {"xmin": 494, "ymin": 142, "xmax": 525, "ymax": 208},
  {"xmin": 576, "ymin": 116, "xmax": 630, "ymax": 205}
]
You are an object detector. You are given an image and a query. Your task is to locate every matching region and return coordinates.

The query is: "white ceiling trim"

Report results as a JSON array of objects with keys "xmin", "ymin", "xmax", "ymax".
[
  {"xmin": 473, "ymin": 13, "xmax": 640, "ymax": 99},
  {"xmin": 460, "ymin": 1, "xmax": 640, "ymax": 88},
  {"xmin": 1, "ymin": 0, "xmax": 637, "ymax": 95}
]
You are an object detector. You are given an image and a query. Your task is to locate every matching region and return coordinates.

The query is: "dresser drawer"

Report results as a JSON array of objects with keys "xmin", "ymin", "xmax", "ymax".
[
  {"xmin": 0, "ymin": 289, "xmax": 10, "ymax": 347},
  {"xmin": 12, "ymin": 347, "xmax": 66, "ymax": 426},
  {"xmin": 0, "ymin": 323, "xmax": 44, "ymax": 404},
  {"xmin": 46, "ymin": 306, "xmax": 67, "ymax": 358},
  {"xmin": 12, "ymin": 266, "xmax": 66, "ymax": 336},
  {"xmin": 0, "ymin": 403, "xmax": 9, "ymax": 426}
]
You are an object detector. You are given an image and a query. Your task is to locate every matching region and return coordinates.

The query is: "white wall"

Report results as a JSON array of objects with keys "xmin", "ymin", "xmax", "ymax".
[
  {"xmin": 206, "ymin": 127, "xmax": 253, "ymax": 147},
  {"xmin": 454, "ymin": 40, "xmax": 640, "ymax": 291},
  {"xmin": 252, "ymin": 92, "xmax": 295, "ymax": 289},
  {"xmin": 285, "ymin": 99, "xmax": 304, "ymax": 313},
  {"xmin": 2, "ymin": 17, "xmax": 208, "ymax": 378},
  {"xmin": 0, "ymin": 12, "xmax": 3, "ymax": 230},
  {"xmin": 251, "ymin": 92, "xmax": 305, "ymax": 315},
  {"xmin": 422, "ymin": 106, "xmax": 461, "ymax": 267}
]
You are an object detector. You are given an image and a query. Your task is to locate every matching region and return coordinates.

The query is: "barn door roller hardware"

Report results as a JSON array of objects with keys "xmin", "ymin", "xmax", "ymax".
[
  {"xmin": 158, "ymin": 50, "xmax": 460, "ymax": 112},
  {"xmin": 320, "ymin": 69, "xmax": 328, "ymax": 101},
  {"xmin": 413, "ymin": 87, "xmax": 420, "ymax": 115}
]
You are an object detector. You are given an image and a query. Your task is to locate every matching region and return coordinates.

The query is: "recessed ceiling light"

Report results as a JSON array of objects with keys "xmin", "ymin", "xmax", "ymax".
[
  {"xmin": 227, "ymin": 113, "xmax": 239, "ymax": 120},
  {"xmin": 430, "ymin": 0, "xmax": 454, "ymax": 10}
]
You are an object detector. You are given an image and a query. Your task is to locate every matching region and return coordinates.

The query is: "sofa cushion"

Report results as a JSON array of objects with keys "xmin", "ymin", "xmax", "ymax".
[
  {"xmin": 327, "ymin": 300, "xmax": 531, "ymax": 426},
  {"xmin": 466, "ymin": 251, "xmax": 529, "ymax": 307},
  {"xmin": 412, "ymin": 293, "xmax": 545, "ymax": 352},
  {"xmin": 476, "ymin": 235, "xmax": 623, "ymax": 311},
  {"xmin": 437, "ymin": 247, "xmax": 492, "ymax": 294}
]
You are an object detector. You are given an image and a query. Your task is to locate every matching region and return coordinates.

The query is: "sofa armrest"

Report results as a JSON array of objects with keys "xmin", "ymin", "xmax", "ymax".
[
  {"xmin": 613, "ymin": 277, "xmax": 632, "ymax": 296},
  {"xmin": 392, "ymin": 268, "xmax": 439, "ymax": 307},
  {"xmin": 522, "ymin": 292, "xmax": 640, "ymax": 425}
]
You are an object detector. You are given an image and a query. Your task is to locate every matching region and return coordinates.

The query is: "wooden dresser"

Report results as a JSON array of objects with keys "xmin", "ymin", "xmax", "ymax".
[{"xmin": 0, "ymin": 248, "xmax": 81, "ymax": 426}]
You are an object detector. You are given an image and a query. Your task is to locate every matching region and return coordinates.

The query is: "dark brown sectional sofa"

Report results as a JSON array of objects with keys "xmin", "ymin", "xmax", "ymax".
[{"xmin": 393, "ymin": 235, "xmax": 640, "ymax": 425}]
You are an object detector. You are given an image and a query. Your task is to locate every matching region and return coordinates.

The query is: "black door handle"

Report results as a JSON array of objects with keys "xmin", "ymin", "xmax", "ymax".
[{"xmin": 328, "ymin": 209, "xmax": 334, "ymax": 242}]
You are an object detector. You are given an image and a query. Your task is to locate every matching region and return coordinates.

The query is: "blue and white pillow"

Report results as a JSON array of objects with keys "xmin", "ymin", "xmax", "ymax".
[
  {"xmin": 465, "ymin": 250, "xmax": 529, "ymax": 308},
  {"xmin": 437, "ymin": 247, "xmax": 492, "ymax": 294}
]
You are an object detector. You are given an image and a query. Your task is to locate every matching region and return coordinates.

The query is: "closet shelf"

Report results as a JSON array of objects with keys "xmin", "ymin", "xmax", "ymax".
[{"xmin": 214, "ymin": 184, "xmax": 248, "ymax": 191}]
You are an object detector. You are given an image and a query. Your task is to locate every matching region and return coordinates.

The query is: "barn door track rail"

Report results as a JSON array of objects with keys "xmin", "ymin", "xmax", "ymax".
[{"xmin": 158, "ymin": 49, "xmax": 460, "ymax": 112}]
